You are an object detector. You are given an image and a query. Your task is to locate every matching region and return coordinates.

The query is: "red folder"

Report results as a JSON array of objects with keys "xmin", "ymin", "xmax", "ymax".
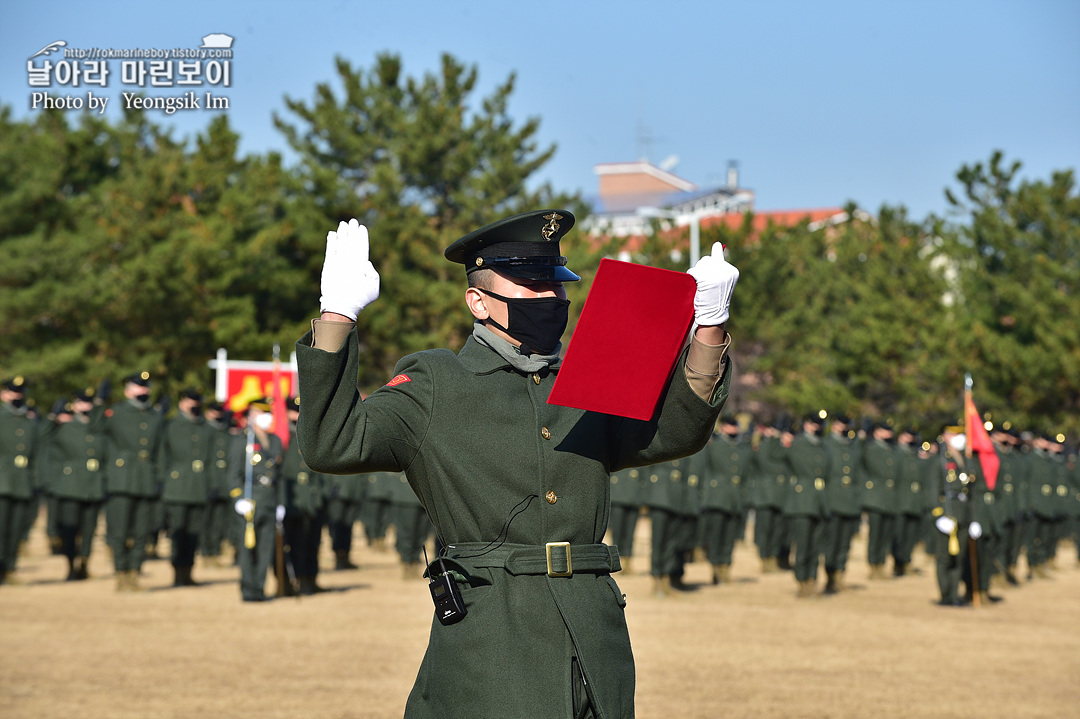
[{"xmin": 547, "ymin": 258, "xmax": 696, "ymax": 421}]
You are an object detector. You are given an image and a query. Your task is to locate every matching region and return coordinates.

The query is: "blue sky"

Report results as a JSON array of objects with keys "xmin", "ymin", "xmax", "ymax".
[{"xmin": 3, "ymin": 0, "xmax": 1078, "ymax": 220}]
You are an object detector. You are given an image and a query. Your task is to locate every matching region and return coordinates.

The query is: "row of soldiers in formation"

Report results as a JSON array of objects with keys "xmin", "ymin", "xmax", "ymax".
[
  {"xmin": 5, "ymin": 374, "xmax": 1078, "ymax": 604},
  {"xmin": 609, "ymin": 413, "xmax": 1080, "ymax": 604},
  {"xmin": 0, "ymin": 375, "xmax": 434, "ymax": 599}
]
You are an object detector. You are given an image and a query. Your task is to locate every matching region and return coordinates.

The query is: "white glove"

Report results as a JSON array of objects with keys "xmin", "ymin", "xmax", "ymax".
[
  {"xmin": 687, "ymin": 241, "xmax": 739, "ymax": 326},
  {"xmin": 935, "ymin": 516, "xmax": 957, "ymax": 535},
  {"xmin": 968, "ymin": 521, "xmax": 982, "ymax": 540},
  {"xmin": 319, "ymin": 219, "xmax": 380, "ymax": 320},
  {"xmin": 234, "ymin": 498, "xmax": 255, "ymax": 516},
  {"xmin": 275, "ymin": 505, "xmax": 286, "ymax": 522}
]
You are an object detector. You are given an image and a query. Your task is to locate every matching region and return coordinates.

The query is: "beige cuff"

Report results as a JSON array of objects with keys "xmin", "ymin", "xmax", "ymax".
[
  {"xmin": 311, "ymin": 318, "xmax": 355, "ymax": 352},
  {"xmin": 685, "ymin": 332, "xmax": 731, "ymax": 401}
]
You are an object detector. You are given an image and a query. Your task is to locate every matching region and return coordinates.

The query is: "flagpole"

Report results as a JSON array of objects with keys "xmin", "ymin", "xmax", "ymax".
[{"xmin": 964, "ymin": 372, "xmax": 980, "ymax": 608}]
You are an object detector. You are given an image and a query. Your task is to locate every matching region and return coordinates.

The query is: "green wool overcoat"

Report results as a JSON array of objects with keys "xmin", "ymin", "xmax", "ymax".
[
  {"xmin": 296, "ymin": 328, "xmax": 729, "ymax": 719},
  {"xmin": 161, "ymin": 413, "xmax": 215, "ymax": 504}
]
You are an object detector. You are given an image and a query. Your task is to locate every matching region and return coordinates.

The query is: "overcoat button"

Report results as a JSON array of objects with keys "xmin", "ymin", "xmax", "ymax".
[
  {"xmin": 546, "ymin": 491, "xmax": 557, "ymax": 504},
  {"xmin": 541, "ymin": 427, "xmax": 551, "ymax": 440}
]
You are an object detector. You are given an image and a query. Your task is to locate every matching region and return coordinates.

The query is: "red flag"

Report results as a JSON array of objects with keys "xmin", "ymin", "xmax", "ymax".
[
  {"xmin": 965, "ymin": 393, "xmax": 998, "ymax": 490},
  {"xmin": 271, "ymin": 346, "xmax": 290, "ymax": 450}
]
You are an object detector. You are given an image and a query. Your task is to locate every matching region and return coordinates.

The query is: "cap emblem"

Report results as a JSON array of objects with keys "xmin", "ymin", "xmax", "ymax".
[{"xmin": 541, "ymin": 213, "xmax": 563, "ymax": 240}]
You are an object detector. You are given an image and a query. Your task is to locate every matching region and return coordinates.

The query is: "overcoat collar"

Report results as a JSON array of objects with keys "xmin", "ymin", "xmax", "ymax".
[{"xmin": 456, "ymin": 335, "xmax": 562, "ymax": 376}]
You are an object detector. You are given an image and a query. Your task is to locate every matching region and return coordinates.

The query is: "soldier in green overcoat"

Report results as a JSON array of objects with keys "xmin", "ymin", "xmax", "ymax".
[
  {"xmin": 822, "ymin": 414, "xmax": 861, "ymax": 593},
  {"xmin": 229, "ymin": 398, "xmax": 285, "ymax": 602},
  {"xmin": 606, "ymin": 466, "xmax": 644, "ymax": 573},
  {"xmin": 891, "ymin": 427, "xmax": 924, "ymax": 577},
  {"xmin": 0, "ymin": 377, "xmax": 38, "ymax": 585},
  {"xmin": 200, "ymin": 400, "xmax": 235, "ymax": 566},
  {"xmin": 643, "ymin": 456, "xmax": 696, "ymax": 594},
  {"xmin": 282, "ymin": 396, "xmax": 327, "ymax": 595},
  {"xmin": 774, "ymin": 414, "xmax": 830, "ymax": 597},
  {"xmin": 161, "ymin": 389, "xmax": 215, "ymax": 586},
  {"xmin": 42, "ymin": 391, "xmax": 107, "ymax": 581},
  {"xmin": 860, "ymin": 420, "xmax": 898, "ymax": 579},
  {"xmin": 390, "ymin": 470, "xmax": 435, "ymax": 579},
  {"xmin": 104, "ymin": 372, "xmax": 165, "ymax": 591},
  {"xmin": 325, "ymin": 470, "xmax": 367, "ymax": 568},
  {"xmin": 752, "ymin": 420, "xmax": 791, "ymax": 573},
  {"xmin": 931, "ymin": 429, "xmax": 978, "ymax": 606},
  {"xmin": 700, "ymin": 416, "xmax": 751, "ymax": 584},
  {"xmin": 295, "ymin": 211, "xmax": 736, "ymax": 719}
]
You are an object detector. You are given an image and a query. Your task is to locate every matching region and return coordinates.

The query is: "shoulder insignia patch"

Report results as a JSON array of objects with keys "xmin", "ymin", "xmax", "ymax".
[{"xmin": 386, "ymin": 374, "xmax": 412, "ymax": 387}]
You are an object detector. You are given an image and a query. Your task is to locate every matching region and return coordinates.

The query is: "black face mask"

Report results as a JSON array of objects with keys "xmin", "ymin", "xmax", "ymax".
[
  {"xmin": 481, "ymin": 290, "xmax": 570, "ymax": 356},
  {"xmin": 132, "ymin": 392, "xmax": 151, "ymax": 406}
]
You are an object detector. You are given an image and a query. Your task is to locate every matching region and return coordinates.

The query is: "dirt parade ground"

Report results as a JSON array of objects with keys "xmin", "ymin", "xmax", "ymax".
[{"xmin": 3, "ymin": 515, "xmax": 1079, "ymax": 719}]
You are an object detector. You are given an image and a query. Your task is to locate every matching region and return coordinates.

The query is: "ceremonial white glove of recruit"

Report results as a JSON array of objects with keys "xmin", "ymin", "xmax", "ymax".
[
  {"xmin": 234, "ymin": 498, "xmax": 255, "ymax": 516},
  {"xmin": 687, "ymin": 241, "xmax": 740, "ymax": 326},
  {"xmin": 968, "ymin": 521, "xmax": 982, "ymax": 540},
  {"xmin": 320, "ymin": 219, "xmax": 381, "ymax": 320},
  {"xmin": 935, "ymin": 516, "xmax": 957, "ymax": 535},
  {"xmin": 275, "ymin": 505, "xmax": 286, "ymax": 522}
]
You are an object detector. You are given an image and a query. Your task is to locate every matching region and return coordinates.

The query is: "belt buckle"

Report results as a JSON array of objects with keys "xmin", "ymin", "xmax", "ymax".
[{"xmin": 545, "ymin": 541, "xmax": 572, "ymax": 577}]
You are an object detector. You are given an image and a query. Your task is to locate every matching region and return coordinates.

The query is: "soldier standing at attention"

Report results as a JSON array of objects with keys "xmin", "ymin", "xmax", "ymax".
[
  {"xmin": 753, "ymin": 420, "xmax": 790, "ymax": 573},
  {"xmin": 104, "ymin": 372, "xmax": 164, "ymax": 592},
  {"xmin": 200, "ymin": 400, "xmax": 235, "ymax": 567},
  {"xmin": 822, "ymin": 414, "xmax": 861, "ymax": 593},
  {"xmin": 931, "ymin": 427, "xmax": 978, "ymax": 606},
  {"xmin": 161, "ymin": 389, "xmax": 214, "ymax": 587},
  {"xmin": 229, "ymin": 397, "xmax": 285, "ymax": 602},
  {"xmin": 644, "ymin": 457, "xmax": 693, "ymax": 595},
  {"xmin": 1, "ymin": 377, "xmax": 38, "ymax": 586},
  {"xmin": 325, "ymin": 470, "xmax": 366, "ymax": 569},
  {"xmin": 281, "ymin": 396, "xmax": 327, "ymax": 595},
  {"xmin": 390, "ymin": 470, "xmax": 435, "ymax": 579},
  {"xmin": 891, "ymin": 427, "xmax": 924, "ymax": 577},
  {"xmin": 700, "ymin": 415, "xmax": 751, "ymax": 584},
  {"xmin": 295, "ymin": 211, "xmax": 736, "ymax": 719},
  {"xmin": 42, "ymin": 391, "xmax": 107, "ymax": 581},
  {"xmin": 861, "ymin": 420, "xmax": 898, "ymax": 580},
  {"xmin": 775, "ymin": 414, "xmax": 831, "ymax": 597},
  {"xmin": 606, "ymin": 466, "xmax": 643, "ymax": 574}
]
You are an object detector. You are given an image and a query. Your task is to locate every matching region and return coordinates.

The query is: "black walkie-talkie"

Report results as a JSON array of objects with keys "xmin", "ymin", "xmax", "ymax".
[{"xmin": 426, "ymin": 549, "xmax": 467, "ymax": 626}]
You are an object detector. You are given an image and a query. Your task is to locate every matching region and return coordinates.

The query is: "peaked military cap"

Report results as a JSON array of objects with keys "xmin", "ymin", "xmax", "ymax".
[
  {"xmin": 123, "ymin": 371, "xmax": 152, "ymax": 387},
  {"xmin": 73, "ymin": 387, "xmax": 95, "ymax": 403},
  {"xmin": 3, "ymin": 375, "xmax": 26, "ymax": 392},
  {"xmin": 178, "ymin": 387, "xmax": 203, "ymax": 402},
  {"xmin": 286, "ymin": 396, "xmax": 300, "ymax": 412},
  {"xmin": 246, "ymin": 396, "xmax": 273, "ymax": 412},
  {"xmin": 444, "ymin": 209, "xmax": 580, "ymax": 282}
]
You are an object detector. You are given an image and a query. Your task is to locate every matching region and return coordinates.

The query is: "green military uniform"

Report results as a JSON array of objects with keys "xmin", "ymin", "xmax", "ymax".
[
  {"xmin": 199, "ymin": 404, "xmax": 235, "ymax": 565},
  {"xmin": 822, "ymin": 424, "xmax": 861, "ymax": 591},
  {"xmin": 891, "ymin": 436, "xmax": 924, "ymax": 576},
  {"xmin": 752, "ymin": 430, "xmax": 790, "ymax": 572},
  {"xmin": 326, "ymin": 471, "xmax": 367, "ymax": 568},
  {"xmin": 700, "ymin": 425, "xmax": 752, "ymax": 583},
  {"xmin": 229, "ymin": 423, "xmax": 285, "ymax": 602},
  {"xmin": 932, "ymin": 443, "xmax": 976, "ymax": 606},
  {"xmin": 777, "ymin": 424, "xmax": 830, "ymax": 595},
  {"xmin": 104, "ymin": 374, "xmax": 165, "ymax": 588},
  {"xmin": 282, "ymin": 416, "xmax": 327, "ymax": 595},
  {"xmin": 41, "ymin": 398, "xmax": 107, "ymax": 580},
  {"xmin": 390, "ymin": 470, "xmax": 435, "ymax": 578},
  {"xmin": 606, "ymin": 466, "xmax": 644, "ymax": 571},
  {"xmin": 860, "ymin": 431, "xmax": 898, "ymax": 578},
  {"xmin": 295, "ymin": 322, "xmax": 728, "ymax": 719},
  {"xmin": 0, "ymin": 378, "xmax": 38, "ymax": 584},
  {"xmin": 1028, "ymin": 442, "xmax": 1065, "ymax": 575},
  {"xmin": 160, "ymin": 395, "xmax": 215, "ymax": 585},
  {"xmin": 644, "ymin": 456, "xmax": 697, "ymax": 592}
]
